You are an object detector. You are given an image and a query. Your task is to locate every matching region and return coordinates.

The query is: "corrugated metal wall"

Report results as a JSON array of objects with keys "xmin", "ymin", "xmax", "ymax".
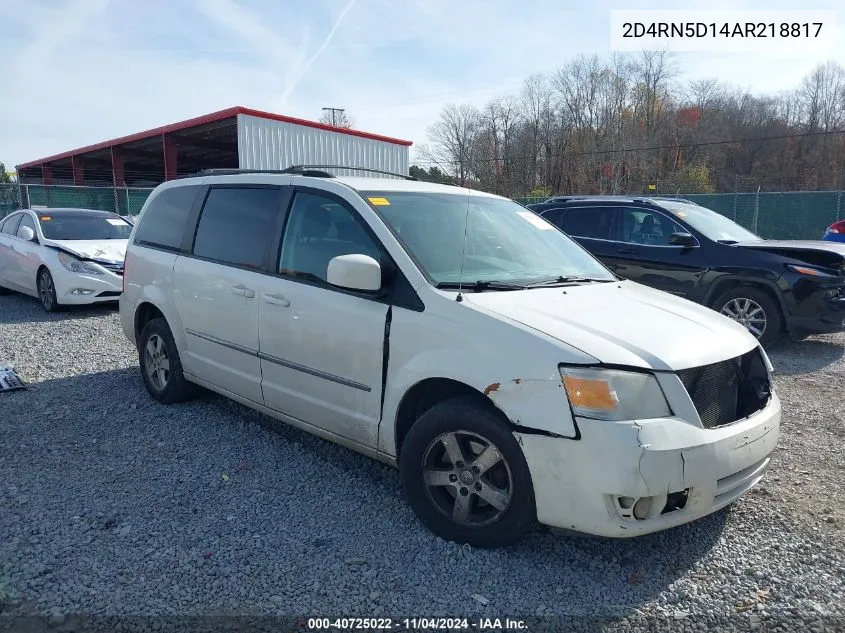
[{"xmin": 237, "ymin": 114, "xmax": 410, "ymax": 176}]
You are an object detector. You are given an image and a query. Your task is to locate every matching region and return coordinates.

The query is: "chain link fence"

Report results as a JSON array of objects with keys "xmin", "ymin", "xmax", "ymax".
[{"xmin": 2, "ymin": 183, "xmax": 843, "ymax": 240}]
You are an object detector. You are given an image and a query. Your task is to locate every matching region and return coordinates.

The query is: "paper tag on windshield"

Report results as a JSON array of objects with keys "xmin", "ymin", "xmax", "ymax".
[
  {"xmin": 106, "ymin": 218, "xmax": 126, "ymax": 225},
  {"xmin": 517, "ymin": 211, "xmax": 553, "ymax": 230}
]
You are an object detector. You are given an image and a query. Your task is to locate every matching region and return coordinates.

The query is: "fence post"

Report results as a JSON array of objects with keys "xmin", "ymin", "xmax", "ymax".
[
  {"xmin": 733, "ymin": 174, "xmax": 738, "ymax": 220},
  {"xmin": 126, "ymin": 187, "xmax": 130, "ymax": 215},
  {"xmin": 753, "ymin": 186, "xmax": 760, "ymax": 234},
  {"xmin": 838, "ymin": 189, "xmax": 842, "ymax": 221}
]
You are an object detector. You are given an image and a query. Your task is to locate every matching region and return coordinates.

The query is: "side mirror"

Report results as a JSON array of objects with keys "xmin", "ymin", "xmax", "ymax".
[
  {"xmin": 669, "ymin": 231, "xmax": 696, "ymax": 247},
  {"xmin": 327, "ymin": 254, "xmax": 381, "ymax": 292},
  {"xmin": 18, "ymin": 226, "xmax": 36, "ymax": 242}
]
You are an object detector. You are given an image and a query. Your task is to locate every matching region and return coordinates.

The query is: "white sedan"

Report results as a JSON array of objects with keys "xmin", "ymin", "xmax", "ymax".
[{"xmin": 0, "ymin": 208, "xmax": 131, "ymax": 311}]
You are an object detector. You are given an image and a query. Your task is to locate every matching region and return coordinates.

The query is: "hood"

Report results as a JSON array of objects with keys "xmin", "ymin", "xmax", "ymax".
[
  {"xmin": 46, "ymin": 239, "xmax": 128, "ymax": 264},
  {"xmin": 465, "ymin": 281, "xmax": 757, "ymax": 371},
  {"xmin": 735, "ymin": 239, "xmax": 845, "ymax": 271}
]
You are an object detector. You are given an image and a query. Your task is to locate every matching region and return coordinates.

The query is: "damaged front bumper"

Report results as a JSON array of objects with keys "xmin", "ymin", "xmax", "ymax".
[{"xmin": 514, "ymin": 393, "xmax": 780, "ymax": 537}]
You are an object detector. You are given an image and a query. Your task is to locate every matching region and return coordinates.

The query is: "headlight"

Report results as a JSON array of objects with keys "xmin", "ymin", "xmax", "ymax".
[
  {"xmin": 559, "ymin": 366, "xmax": 671, "ymax": 421},
  {"xmin": 787, "ymin": 264, "xmax": 836, "ymax": 278},
  {"xmin": 57, "ymin": 251, "xmax": 104, "ymax": 275}
]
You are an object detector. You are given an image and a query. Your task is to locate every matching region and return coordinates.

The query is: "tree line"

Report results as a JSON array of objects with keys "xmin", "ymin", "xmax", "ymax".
[{"xmin": 414, "ymin": 53, "xmax": 845, "ymax": 197}]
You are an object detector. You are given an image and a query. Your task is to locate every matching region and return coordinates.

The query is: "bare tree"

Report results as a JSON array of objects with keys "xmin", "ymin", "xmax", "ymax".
[
  {"xmin": 318, "ymin": 110, "xmax": 355, "ymax": 128},
  {"xmin": 425, "ymin": 103, "xmax": 481, "ymax": 186}
]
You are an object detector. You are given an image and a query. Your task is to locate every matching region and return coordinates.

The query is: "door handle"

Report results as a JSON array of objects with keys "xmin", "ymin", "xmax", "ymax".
[
  {"xmin": 618, "ymin": 248, "xmax": 639, "ymax": 255},
  {"xmin": 263, "ymin": 293, "xmax": 290, "ymax": 307},
  {"xmin": 231, "ymin": 284, "xmax": 255, "ymax": 298}
]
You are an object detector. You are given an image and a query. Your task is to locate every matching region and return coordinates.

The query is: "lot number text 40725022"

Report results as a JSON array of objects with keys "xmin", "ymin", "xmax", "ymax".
[{"xmin": 306, "ymin": 617, "xmax": 528, "ymax": 630}]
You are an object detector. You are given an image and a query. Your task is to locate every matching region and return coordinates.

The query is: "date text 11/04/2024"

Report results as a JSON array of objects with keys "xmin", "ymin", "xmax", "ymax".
[
  {"xmin": 306, "ymin": 617, "xmax": 528, "ymax": 630},
  {"xmin": 621, "ymin": 22, "xmax": 823, "ymax": 38}
]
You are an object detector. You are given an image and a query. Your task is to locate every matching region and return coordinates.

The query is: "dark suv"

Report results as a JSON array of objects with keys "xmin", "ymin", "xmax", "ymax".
[{"xmin": 527, "ymin": 196, "xmax": 845, "ymax": 345}]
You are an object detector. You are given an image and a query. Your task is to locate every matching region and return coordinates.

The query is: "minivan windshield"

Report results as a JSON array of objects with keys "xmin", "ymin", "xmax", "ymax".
[
  {"xmin": 659, "ymin": 201, "xmax": 761, "ymax": 243},
  {"xmin": 362, "ymin": 191, "xmax": 616, "ymax": 286},
  {"xmin": 38, "ymin": 213, "xmax": 133, "ymax": 241}
]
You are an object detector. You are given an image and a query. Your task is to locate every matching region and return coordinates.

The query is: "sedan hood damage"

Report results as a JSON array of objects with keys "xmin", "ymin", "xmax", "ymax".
[
  {"xmin": 735, "ymin": 240, "xmax": 845, "ymax": 272},
  {"xmin": 466, "ymin": 280, "xmax": 757, "ymax": 371},
  {"xmin": 44, "ymin": 239, "xmax": 128, "ymax": 264}
]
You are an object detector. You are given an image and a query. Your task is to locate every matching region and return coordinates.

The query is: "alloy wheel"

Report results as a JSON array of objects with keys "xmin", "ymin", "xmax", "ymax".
[
  {"xmin": 144, "ymin": 334, "xmax": 171, "ymax": 390},
  {"xmin": 39, "ymin": 271, "xmax": 54, "ymax": 310},
  {"xmin": 720, "ymin": 297, "xmax": 767, "ymax": 338},
  {"xmin": 421, "ymin": 430, "xmax": 513, "ymax": 527}
]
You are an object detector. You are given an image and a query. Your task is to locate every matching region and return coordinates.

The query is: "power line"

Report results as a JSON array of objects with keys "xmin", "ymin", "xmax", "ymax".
[{"xmin": 412, "ymin": 128, "xmax": 845, "ymax": 166}]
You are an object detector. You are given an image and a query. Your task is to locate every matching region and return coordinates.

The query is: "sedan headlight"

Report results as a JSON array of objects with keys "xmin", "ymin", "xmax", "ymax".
[
  {"xmin": 57, "ymin": 251, "xmax": 104, "ymax": 275},
  {"xmin": 559, "ymin": 366, "xmax": 671, "ymax": 421}
]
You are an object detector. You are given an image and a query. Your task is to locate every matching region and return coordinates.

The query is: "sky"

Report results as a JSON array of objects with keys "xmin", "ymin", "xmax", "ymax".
[{"xmin": 1, "ymin": 0, "xmax": 843, "ymax": 170}]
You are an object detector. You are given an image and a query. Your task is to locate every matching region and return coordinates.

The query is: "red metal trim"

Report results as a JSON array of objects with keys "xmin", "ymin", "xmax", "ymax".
[{"xmin": 17, "ymin": 106, "xmax": 412, "ymax": 169}]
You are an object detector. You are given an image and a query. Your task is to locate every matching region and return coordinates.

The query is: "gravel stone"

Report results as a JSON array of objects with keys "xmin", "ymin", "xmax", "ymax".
[{"xmin": 0, "ymin": 294, "xmax": 844, "ymax": 632}]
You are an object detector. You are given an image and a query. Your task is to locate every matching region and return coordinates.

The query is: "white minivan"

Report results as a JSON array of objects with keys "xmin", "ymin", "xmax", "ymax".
[{"xmin": 119, "ymin": 167, "xmax": 780, "ymax": 548}]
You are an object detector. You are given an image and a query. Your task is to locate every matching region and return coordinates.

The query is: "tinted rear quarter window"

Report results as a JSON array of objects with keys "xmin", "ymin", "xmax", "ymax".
[
  {"xmin": 1, "ymin": 213, "xmax": 22, "ymax": 236},
  {"xmin": 561, "ymin": 207, "xmax": 613, "ymax": 239},
  {"xmin": 192, "ymin": 187, "xmax": 282, "ymax": 269},
  {"xmin": 539, "ymin": 208, "xmax": 566, "ymax": 229},
  {"xmin": 134, "ymin": 186, "xmax": 200, "ymax": 250}
]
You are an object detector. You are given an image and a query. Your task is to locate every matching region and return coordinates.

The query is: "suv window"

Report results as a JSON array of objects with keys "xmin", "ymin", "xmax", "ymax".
[
  {"xmin": 192, "ymin": 187, "xmax": 282, "ymax": 269},
  {"xmin": 539, "ymin": 208, "xmax": 566, "ymax": 229},
  {"xmin": 561, "ymin": 207, "xmax": 613, "ymax": 239},
  {"xmin": 1, "ymin": 213, "xmax": 22, "ymax": 236},
  {"xmin": 17, "ymin": 214, "xmax": 36, "ymax": 239},
  {"xmin": 279, "ymin": 192, "xmax": 382, "ymax": 284},
  {"xmin": 134, "ymin": 186, "xmax": 200, "ymax": 250},
  {"xmin": 617, "ymin": 207, "xmax": 684, "ymax": 245}
]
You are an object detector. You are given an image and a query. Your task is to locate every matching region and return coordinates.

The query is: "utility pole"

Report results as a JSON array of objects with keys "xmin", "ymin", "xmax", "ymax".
[{"xmin": 322, "ymin": 107, "xmax": 345, "ymax": 127}]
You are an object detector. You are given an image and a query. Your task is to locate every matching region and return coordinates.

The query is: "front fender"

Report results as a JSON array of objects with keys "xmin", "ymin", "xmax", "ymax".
[{"xmin": 379, "ymin": 307, "xmax": 591, "ymax": 457}]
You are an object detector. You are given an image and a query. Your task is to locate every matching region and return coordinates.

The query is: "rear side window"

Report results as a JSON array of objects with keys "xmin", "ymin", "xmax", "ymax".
[
  {"xmin": 192, "ymin": 187, "xmax": 282, "ymax": 269},
  {"xmin": 1, "ymin": 213, "xmax": 22, "ymax": 236},
  {"xmin": 539, "ymin": 208, "xmax": 566, "ymax": 229},
  {"xmin": 134, "ymin": 186, "xmax": 200, "ymax": 250},
  {"xmin": 561, "ymin": 207, "xmax": 613, "ymax": 240}
]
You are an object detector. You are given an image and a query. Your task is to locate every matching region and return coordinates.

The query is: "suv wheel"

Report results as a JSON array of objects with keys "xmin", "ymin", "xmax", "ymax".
[
  {"xmin": 400, "ymin": 397, "xmax": 535, "ymax": 548},
  {"xmin": 138, "ymin": 318, "xmax": 197, "ymax": 404},
  {"xmin": 713, "ymin": 287, "xmax": 782, "ymax": 347}
]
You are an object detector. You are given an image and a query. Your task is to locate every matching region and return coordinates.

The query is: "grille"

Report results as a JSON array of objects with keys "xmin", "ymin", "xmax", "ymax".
[
  {"xmin": 677, "ymin": 349, "xmax": 770, "ymax": 429},
  {"xmin": 94, "ymin": 261, "xmax": 124, "ymax": 275}
]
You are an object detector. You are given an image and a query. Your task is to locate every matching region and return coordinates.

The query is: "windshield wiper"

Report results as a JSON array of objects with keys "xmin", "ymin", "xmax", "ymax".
[
  {"xmin": 435, "ymin": 280, "xmax": 527, "ymax": 291},
  {"xmin": 524, "ymin": 276, "xmax": 614, "ymax": 287}
]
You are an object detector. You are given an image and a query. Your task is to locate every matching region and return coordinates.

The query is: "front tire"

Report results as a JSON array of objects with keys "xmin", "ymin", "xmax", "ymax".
[
  {"xmin": 138, "ymin": 318, "xmax": 197, "ymax": 404},
  {"xmin": 400, "ymin": 397, "xmax": 536, "ymax": 548},
  {"xmin": 713, "ymin": 286, "xmax": 782, "ymax": 347},
  {"xmin": 37, "ymin": 268, "xmax": 61, "ymax": 312}
]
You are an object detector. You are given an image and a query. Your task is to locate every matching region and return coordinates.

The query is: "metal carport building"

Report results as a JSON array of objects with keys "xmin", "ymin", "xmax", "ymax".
[{"xmin": 15, "ymin": 106, "xmax": 412, "ymax": 214}]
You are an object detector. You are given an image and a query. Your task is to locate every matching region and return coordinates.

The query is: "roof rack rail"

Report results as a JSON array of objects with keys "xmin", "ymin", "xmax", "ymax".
[
  {"xmin": 195, "ymin": 168, "xmax": 337, "ymax": 178},
  {"xmin": 286, "ymin": 164, "xmax": 418, "ymax": 181},
  {"xmin": 191, "ymin": 165, "xmax": 417, "ymax": 180}
]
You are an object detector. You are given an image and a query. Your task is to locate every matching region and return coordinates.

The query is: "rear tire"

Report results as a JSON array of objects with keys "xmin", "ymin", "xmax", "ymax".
[
  {"xmin": 138, "ymin": 318, "xmax": 197, "ymax": 404},
  {"xmin": 400, "ymin": 397, "xmax": 536, "ymax": 548},
  {"xmin": 712, "ymin": 286, "xmax": 782, "ymax": 347}
]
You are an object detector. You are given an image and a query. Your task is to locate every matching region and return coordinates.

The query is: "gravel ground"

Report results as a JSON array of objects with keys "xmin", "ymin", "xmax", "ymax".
[{"xmin": 1, "ymin": 292, "xmax": 844, "ymax": 632}]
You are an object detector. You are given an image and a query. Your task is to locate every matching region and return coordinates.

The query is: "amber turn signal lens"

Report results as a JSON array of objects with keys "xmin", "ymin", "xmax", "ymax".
[{"xmin": 562, "ymin": 376, "xmax": 618, "ymax": 411}]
